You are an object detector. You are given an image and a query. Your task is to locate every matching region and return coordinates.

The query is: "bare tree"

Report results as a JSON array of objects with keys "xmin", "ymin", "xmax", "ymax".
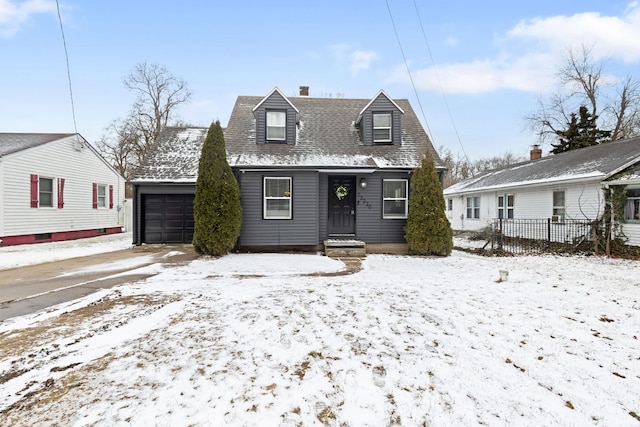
[
  {"xmin": 439, "ymin": 146, "xmax": 524, "ymax": 188},
  {"xmin": 608, "ymin": 76, "xmax": 640, "ymax": 141},
  {"xmin": 526, "ymin": 45, "xmax": 640, "ymax": 145},
  {"xmin": 98, "ymin": 62, "xmax": 192, "ymax": 183}
]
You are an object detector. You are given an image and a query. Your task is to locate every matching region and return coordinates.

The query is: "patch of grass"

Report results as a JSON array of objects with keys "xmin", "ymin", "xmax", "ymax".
[
  {"xmin": 294, "ymin": 361, "xmax": 310, "ymax": 380},
  {"xmin": 317, "ymin": 406, "xmax": 336, "ymax": 425}
]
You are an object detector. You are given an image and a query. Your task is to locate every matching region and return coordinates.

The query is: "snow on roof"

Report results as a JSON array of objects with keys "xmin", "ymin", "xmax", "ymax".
[
  {"xmin": 226, "ymin": 95, "xmax": 438, "ymax": 169},
  {"xmin": 444, "ymin": 136, "xmax": 640, "ymax": 195},
  {"xmin": 134, "ymin": 94, "xmax": 442, "ymax": 182},
  {"xmin": 132, "ymin": 127, "xmax": 208, "ymax": 183}
]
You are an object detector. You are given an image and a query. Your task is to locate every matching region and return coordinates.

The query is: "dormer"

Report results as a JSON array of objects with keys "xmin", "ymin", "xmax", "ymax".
[
  {"xmin": 252, "ymin": 87, "xmax": 299, "ymax": 145},
  {"xmin": 356, "ymin": 90, "xmax": 404, "ymax": 146}
]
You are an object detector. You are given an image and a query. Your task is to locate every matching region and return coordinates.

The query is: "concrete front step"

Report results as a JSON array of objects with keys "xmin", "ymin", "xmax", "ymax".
[{"xmin": 324, "ymin": 239, "xmax": 366, "ymax": 257}]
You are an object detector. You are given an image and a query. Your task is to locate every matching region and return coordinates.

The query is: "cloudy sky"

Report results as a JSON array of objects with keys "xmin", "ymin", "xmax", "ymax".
[{"xmin": 1, "ymin": 0, "xmax": 639, "ymax": 159}]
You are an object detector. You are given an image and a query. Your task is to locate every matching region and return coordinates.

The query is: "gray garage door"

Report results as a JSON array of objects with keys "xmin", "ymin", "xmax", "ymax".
[{"xmin": 143, "ymin": 194, "xmax": 195, "ymax": 244}]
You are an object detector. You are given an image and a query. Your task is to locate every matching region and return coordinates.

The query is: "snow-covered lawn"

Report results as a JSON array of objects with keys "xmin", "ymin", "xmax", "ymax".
[{"xmin": 1, "ymin": 234, "xmax": 639, "ymax": 426}]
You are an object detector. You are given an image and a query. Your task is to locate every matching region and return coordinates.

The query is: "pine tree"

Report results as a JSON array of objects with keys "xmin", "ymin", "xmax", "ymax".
[
  {"xmin": 192, "ymin": 121, "xmax": 242, "ymax": 256},
  {"xmin": 551, "ymin": 106, "xmax": 611, "ymax": 154},
  {"xmin": 405, "ymin": 149, "xmax": 453, "ymax": 256}
]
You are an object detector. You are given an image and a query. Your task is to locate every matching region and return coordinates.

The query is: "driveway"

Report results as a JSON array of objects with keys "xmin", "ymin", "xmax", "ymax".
[{"xmin": 0, "ymin": 244, "xmax": 199, "ymax": 322}]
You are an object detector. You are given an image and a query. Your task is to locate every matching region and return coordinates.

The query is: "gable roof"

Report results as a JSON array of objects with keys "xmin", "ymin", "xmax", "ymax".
[
  {"xmin": 444, "ymin": 136, "xmax": 640, "ymax": 195},
  {"xmin": 251, "ymin": 87, "xmax": 299, "ymax": 114},
  {"xmin": 225, "ymin": 95, "xmax": 440, "ymax": 169},
  {"xmin": 357, "ymin": 89, "xmax": 405, "ymax": 117},
  {"xmin": 0, "ymin": 133, "xmax": 75, "ymax": 157},
  {"xmin": 132, "ymin": 127, "xmax": 208, "ymax": 183}
]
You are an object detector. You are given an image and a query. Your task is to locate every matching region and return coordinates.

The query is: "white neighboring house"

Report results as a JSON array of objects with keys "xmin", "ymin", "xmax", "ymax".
[
  {"xmin": 0, "ymin": 133, "xmax": 126, "ymax": 246},
  {"xmin": 443, "ymin": 137, "xmax": 640, "ymax": 247}
]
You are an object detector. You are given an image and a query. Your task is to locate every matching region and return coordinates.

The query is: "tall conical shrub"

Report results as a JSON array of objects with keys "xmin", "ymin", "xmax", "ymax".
[
  {"xmin": 405, "ymin": 149, "xmax": 453, "ymax": 256},
  {"xmin": 192, "ymin": 121, "xmax": 242, "ymax": 255}
]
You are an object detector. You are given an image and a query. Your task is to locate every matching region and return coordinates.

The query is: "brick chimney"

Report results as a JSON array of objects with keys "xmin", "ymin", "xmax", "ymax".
[
  {"xmin": 530, "ymin": 144, "xmax": 542, "ymax": 160},
  {"xmin": 299, "ymin": 86, "xmax": 309, "ymax": 96}
]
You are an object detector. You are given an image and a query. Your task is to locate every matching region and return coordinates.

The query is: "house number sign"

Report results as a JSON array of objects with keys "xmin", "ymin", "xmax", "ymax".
[{"xmin": 335, "ymin": 185, "xmax": 348, "ymax": 200}]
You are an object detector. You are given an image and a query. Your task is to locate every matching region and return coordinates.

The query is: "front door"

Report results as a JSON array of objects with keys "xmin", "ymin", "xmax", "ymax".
[{"xmin": 328, "ymin": 176, "xmax": 356, "ymax": 236}]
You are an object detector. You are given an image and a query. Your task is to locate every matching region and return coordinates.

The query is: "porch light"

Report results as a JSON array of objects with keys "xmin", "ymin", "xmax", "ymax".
[{"xmin": 360, "ymin": 178, "xmax": 367, "ymax": 189}]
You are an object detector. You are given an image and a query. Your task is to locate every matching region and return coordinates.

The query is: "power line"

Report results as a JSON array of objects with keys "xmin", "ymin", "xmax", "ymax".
[
  {"xmin": 412, "ymin": 0, "xmax": 469, "ymax": 163},
  {"xmin": 55, "ymin": 0, "xmax": 79, "ymax": 139},
  {"xmin": 384, "ymin": 0, "xmax": 434, "ymax": 145}
]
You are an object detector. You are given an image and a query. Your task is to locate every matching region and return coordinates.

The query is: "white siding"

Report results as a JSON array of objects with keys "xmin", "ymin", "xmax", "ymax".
[
  {"xmin": 446, "ymin": 181, "xmax": 604, "ymax": 231},
  {"xmin": 622, "ymin": 223, "xmax": 640, "ymax": 247},
  {"xmin": 445, "ymin": 193, "xmax": 494, "ymax": 231},
  {"xmin": 1, "ymin": 136, "xmax": 125, "ymax": 237},
  {"xmin": 0, "ymin": 160, "xmax": 4, "ymax": 236}
]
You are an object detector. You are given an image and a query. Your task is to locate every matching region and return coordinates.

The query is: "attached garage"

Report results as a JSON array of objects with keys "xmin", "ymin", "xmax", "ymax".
[{"xmin": 142, "ymin": 194, "xmax": 194, "ymax": 244}]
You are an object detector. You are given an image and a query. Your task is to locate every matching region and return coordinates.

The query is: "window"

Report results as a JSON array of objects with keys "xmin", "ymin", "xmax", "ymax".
[
  {"xmin": 39, "ymin": 177, "xmax": 53, "ymax": 207},
  {"xmin": 264, "ymin": 177, "xmax": 291, "ymax": 219},
  {"xmin": 382, "ymin": 179, "xmax": 408, "ymax": 218},
  {"xmin": 373, "ymin": 113, "xmax": 392, "ymax": 143},
  {"xmin": 625, "ymin": 188, "xmax": 640, "ymax": 221},
  {"xmin": 97, "ymin": 184, "xmax": 107, "ymax": 208},
  {"xmin": 466, "ymin": 196, "xmax": 480, "ymax": 219},
  {"xmin": 552, "ymin": 190, "xmax": 565, "ymax": 220},
  {"xmin": 498, "ymin": 194, "xmax": 514, "ymax": 219},
  {"xmin": 447, "ymin": 198, "xmax": 453, "ymax": 211},
  {"xmin": 266, "ymin": 111, "xmax": 286, "ymax": 141}
]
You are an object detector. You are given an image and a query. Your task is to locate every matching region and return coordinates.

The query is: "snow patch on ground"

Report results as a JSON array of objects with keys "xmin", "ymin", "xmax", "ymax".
[
  {"xmin": 0, "ymin": 233, "xmax": 639, "ymax": 425},
  {"xmin": 0, "ymin": 233, "xmax": 133, "ymax": 270}
]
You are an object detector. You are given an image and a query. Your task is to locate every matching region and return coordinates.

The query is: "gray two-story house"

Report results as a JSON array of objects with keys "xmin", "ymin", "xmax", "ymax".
[{"xmin": 131, "ymin": 87, "xmax": 445, "ymax": 252}]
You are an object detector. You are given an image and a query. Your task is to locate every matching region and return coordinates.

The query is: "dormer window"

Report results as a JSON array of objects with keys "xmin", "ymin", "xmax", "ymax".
[
  {"xmin": 266, "ymin": 110, "xmax": 286, "ymax": 141},
  {"xmin": 373, "ymin": 113, "xmax": 392, "ymax": 143}
]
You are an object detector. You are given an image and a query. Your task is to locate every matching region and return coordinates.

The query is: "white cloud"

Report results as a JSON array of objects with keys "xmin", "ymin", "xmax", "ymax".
[
  {"xmin": 507, "ymin": 7, "xmax": 640, "ymax": 63},
  {"xmin": 0, "ymin": 0, "xmax": 56, "ymax": 37},
  {"xmin": 444, "ymin": 36, "xmax": 458, "ymax": 48},
  {"xmin": 349, "ymin": 50, "xmax": 379, "ymax": 75},
  {"xmin": 390, "ymin": 3, "xmax": 640, "ymax": 95},
  {"xmin": 327, "ymin": 44, "xmax": 379, "ymax": 76}
]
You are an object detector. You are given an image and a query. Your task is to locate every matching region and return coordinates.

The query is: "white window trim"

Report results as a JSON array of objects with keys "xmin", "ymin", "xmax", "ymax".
[
  {"xmin": 466, "ymin": 196, "xmax": 480, "ymax": 220},
  {"xmin": 552, "ymin": 190, "xmax": 565, "ymax": 221},
  {"xmin": 382, "ymin": 179, "xmax": 408, "ymax": 219},
  {"xmin": 373, "ymin": 112, "xmax": 392, "ymax": 143},
  {"xmin": 498, "ymin": 194, "xmax": 514, "ymax": 219},
  {"xmin": 625, "ymin": 188, "xmax": 640, "ymax": 222},
  {"xmin": 266, "ymin": 110, "xmax": 286, "ymax": 141},
  {"xmin": 39, "ymin": 176, "xmax": 54, "ymax": 208},
  {"xmin": 263, "ymin": 177, "xmax": 292, "ymax": 219},
  {"xmin": 97, "ymin": 184, "xmax": 108, "ymax": 209}
]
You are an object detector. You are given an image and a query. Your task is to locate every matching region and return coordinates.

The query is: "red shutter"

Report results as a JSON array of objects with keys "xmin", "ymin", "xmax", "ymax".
[
  {"xmin": 30, "ymin": 174, "xmax": 38, "ymax": 208},
  {"xmin": 58, "ymin": 178, "xmax": 65, "ymax": 208},
  {"xmin": 92, "ymin": 183, "xmax": 98, "ymax": 209},
  {"xmin": 109, "ymin": 185, "xmax": 114, "ymax": 209}
]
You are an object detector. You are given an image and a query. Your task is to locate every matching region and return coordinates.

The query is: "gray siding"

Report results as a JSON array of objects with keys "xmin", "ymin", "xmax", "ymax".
[
  {"xmin": 359, "ymin": 95, "xmax": 402, "ymax": 146},
  {"xmin": 318, "ymin": 171, "xmax": 409, "ymax": 243},
  {"xmin": 254, "ymin": 92, "xmax": 297, "ymax": 145},
  {"xmin": 238, "ymin": 171, "xmax": 319, "ymax": 246},
  {"xmin": 133, "ymin": 183, "xmax": 195, "ymax": 245},
  {"xmin": 355, "ymin": 172, "xmax": 409, "ymax": 243}
]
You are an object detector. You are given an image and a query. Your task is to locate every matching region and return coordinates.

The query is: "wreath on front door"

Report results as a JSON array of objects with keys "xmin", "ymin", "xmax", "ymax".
[{"xmin": 335, "ymin": 185, "xmax": 348, "ymax": 200}]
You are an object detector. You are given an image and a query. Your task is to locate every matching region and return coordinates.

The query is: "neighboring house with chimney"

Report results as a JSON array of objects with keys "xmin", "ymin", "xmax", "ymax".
[
  {"xmin": 131, "ymin": 87, "xmax": 445, "ymax": 252},
  {"xmin": 443, "ymin": 137, "xmax": 640, "ymax": 247},
  {"xmin": 0, "ymin": 133, "xmax": 126, "ymax": 246}
]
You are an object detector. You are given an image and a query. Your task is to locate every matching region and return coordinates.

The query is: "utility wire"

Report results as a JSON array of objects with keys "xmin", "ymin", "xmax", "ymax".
[
  {"xmin": 56, "ymin": 0, "xmax": 79, "ymax": 140},
  {"xmin": 412, "ymin": 0, "xmax": 469, "ymax": 163},
  {"xmin": 384, "ymin": 0, "xmax": 435, "ymax": 146}
]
